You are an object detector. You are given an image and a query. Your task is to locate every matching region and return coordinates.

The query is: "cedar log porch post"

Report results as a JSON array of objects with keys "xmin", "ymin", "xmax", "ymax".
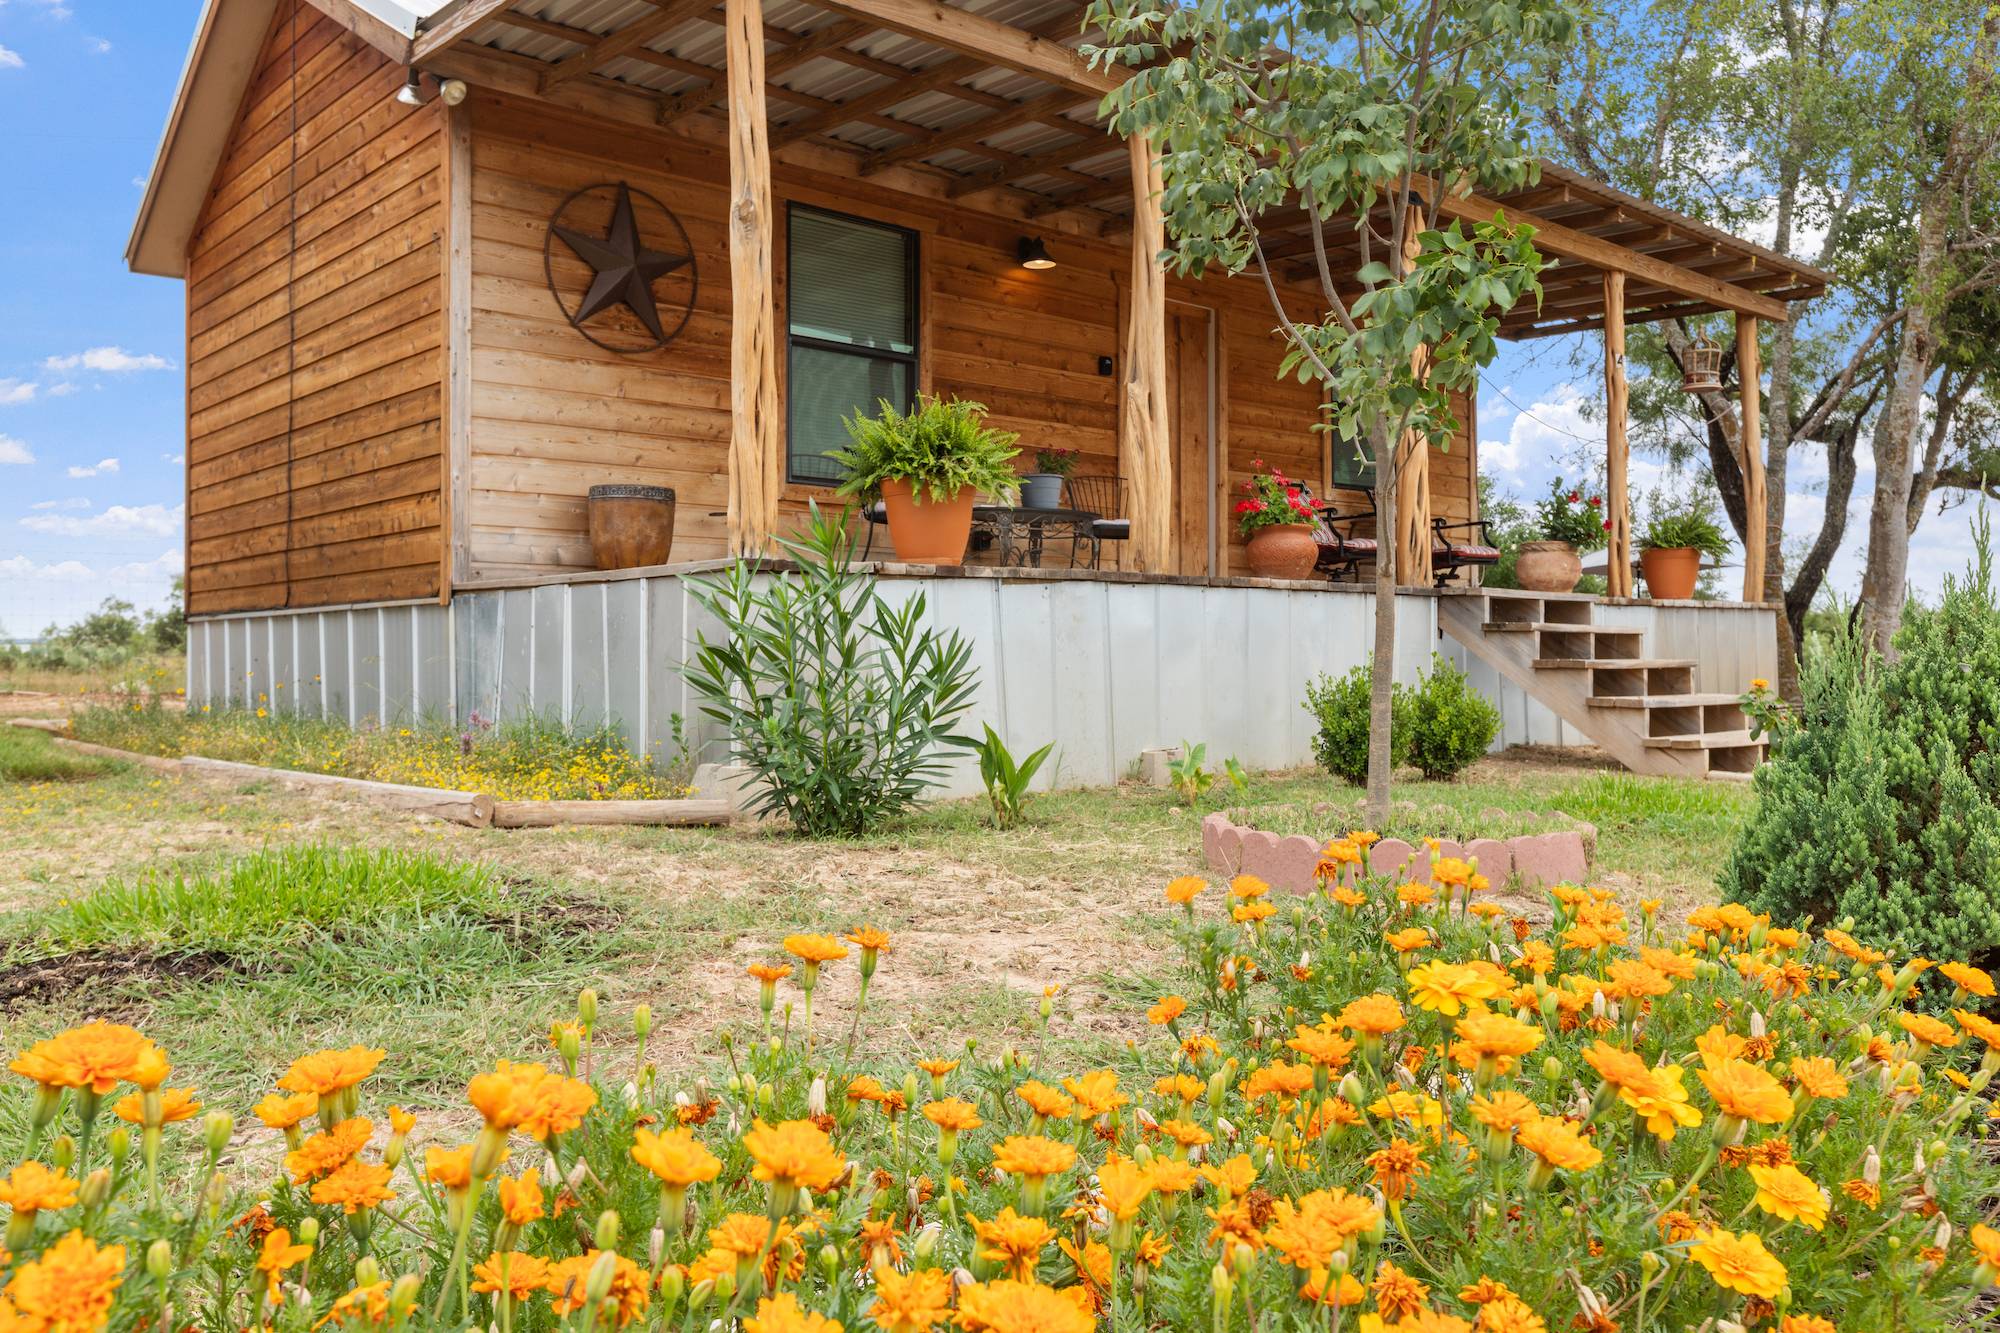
[
  {"xmin": 1602, "ymin": 271, "xmax": 1632, "ymax": 597},
  {"xmin": 1736, "ymin": 313, "xmax": 1766, "ymax": 602},
  {"xmin": 1393, "ymin": 216, "xmax": 1432, "ymax": 586},
  {"xmin": 1121, "ymin": 133, "xmax": 1173, "ymax": 573},
  {"xmin": 724, "ymin": 0, "xmax": 782, "ymax": 556}
]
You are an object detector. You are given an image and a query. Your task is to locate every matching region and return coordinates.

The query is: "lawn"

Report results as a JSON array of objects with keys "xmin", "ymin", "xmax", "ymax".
[{"xmin": 0, "ymin": 731, "xmax": 1748, "ymax": 1128}]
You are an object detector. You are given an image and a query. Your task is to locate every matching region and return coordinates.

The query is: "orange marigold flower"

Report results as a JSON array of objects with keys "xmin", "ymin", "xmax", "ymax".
[
  {"xmin": 1013, "ymin": 1081, "xmax": 1074, "ymax": 1122},
  {"xmin": 1095, "ymin": 1155, "xmax": 1152, "ymax": 1220},
  {"xmin": 1262, "ymin": 1188, "xmax": 1381, "ymax": 1271},
  {"xmin": 1620, "ymin": 1063, "xmax": 1703, "ymax": 1142},
  {"xmin": 1199, "ymin": 1153, "xmax": 1257, "ymax": 1200},
  {"xmin": 1337, "ymin": 994, "xmax": 1404, "ymax": 1036},
  {"xmin": 916, "ymin": 1058, "xmax": 959, "ymax": 1078},
  {"xmin": 1516, "ymin": 1117, "xmax": 1603, "ymax": 1172},
  {"xmin": 1164, "ymin": 876, "xmax": 1207, "ymax": 905},
  {"xmin": 969, "ymin": 1208, "xmax": 1057, "ymax": 1279},
  {"xmin": 286, "ymin": 1117, "xmax": 372, "ymax": 1184},
  {"xmin": 1061, "ymin": 1070, "xmax": 1126, "ymax": 1119},
  {"xmin": 1468, "ymin": 1090, "xmax": 1540, "ymax": 1134},
  {"xmin": 3, "ymin": 1230, "xmax": 125, "ymax": 1330},
  {"xmin": 747, "ymin": 963, "xmax": 793, "ymax": 984},
  {"xmin": 1285, "ymin": 1024, "xmax": 1355, "ymax": 1070},
  {"xmin": 387, "ymin": 1105, "xmax": 415, "ymax": 1137},
  {"xmin": 743, "ymin": 1118, "xmax": 845, "ymax": 1192},
  {"xmin": 10, "ymin": 1022, "xmax": 167, "ymax": 1095},
  {"xmin": 546, "ymin": 1249, "xmax": 650, "ymax": 1325},
  {"xmin": 1779, "ymin": 1317, "xmax": 1838, "ymax": 1333},
  {"xmin": 1971, "ymin": 1222, "xmax": 2000, "ymax": 1273},
  {"xmin": 0, "ymin": 1162, "xmax": 77, "ymax": 1214},
  {"xmin": 1384, "ymin": 927, "xmax": 1432, "ymax": 954},
  {"xmin": 922, "ymin": 1099, "xmax": 982, "ymax": 1133},
  {"xmin": 1330, "ymin": 885, "xmax": 1367, "ymax": 909},
  {"xmin": 426, "ymin": 1145, "xmax": 476, "ymax": 1191},
  {"xmin": 1750, "ymin": 1162, "xmax": 1828, "ymax": 1231},
  {"xmin": 1371, "ymin": 1260, "xmax": 1430, "ymax": 1322},
  {"xmin": 254, "ymin": 1091, "xmax": 317, "ymax": 1131},
  {"xmin": 1699, "ymin": 1059, "xmax": 1795, "ymax": 1124},
  {"xmin": 113, "ymin": 1085, "xmax": 202, "ymax": 1125},
  {"xmin": 1941, "ymin": 961, "xmax": 1996, "ymax": 997},
  {"xmin": 1897, "ymin": 1011, "xmax": 1960, "ymax": 1049},
  {"xmin": 1580, "ymin": 1043, "xmax": 1657, "ymax": 1095},
  {"xmin": 956, "ymin": 1279, "xmax": 1094, "ymax": 1333},
  {"xmin": 1476, "ymin": 1295, "xmax": 1546, "ymax": 1332},
  {"xmin": 632, "ymin": 1126, "xmax": 721, "ymax": 1187},
  {"xmin": 1229, "ymin": 875, "xmax": 1270, "ymax": 900},
  {"xmin": 1155, "ymin": 1117, "xmax": 1211, "ymax": 1149},
  {"xmin": 1366, "ymin": 1137, "xmax": 1429, "ymax": 1203},
  {"xmin": 1790, "ymin": 1055, "xmax": 1850, "ymax": 1100},
  {"xmin": 1689, "ymin": 1228, "xmax": 1788, "ymax": 1299},
  {"xmin": 1955, "ymin": 1009, "xmax": 2000, "ymax": 1050},
  {"xmin": 517, "ymin": 1074, "xmax": 597, "ymax": 1141},
  {"xmin": 866, "ymin": 1266, "xmax": 952, "ymax": 1333},
  {"xmin": 783, "ymin": 934, "xmax": 850, "ymax": 966},
  {"xmin": 471, "ymin": 1251, "xmax": 550, "ymax": 1302},
  {"xmin": 843, "ymin": 926, "xmax": 893, "ymax": 954},
  {"xmin": 1455, "ymin": 1012, "xmax": 1544, "ymax": 1061},
  {"xmin": 309, "ymin": 1159, "xmax": 395, "ymax": 1215},
  {"xmin": 277, "ymin": 1046, "xmax": 384, "ymax": 1098},
  {"xmin": 466, "ymin": 1060, "xmax": 552, "ymax": 1132},
  {"xmin": 1146, "ymin": 996, "xmax": 1187, "ymax": 1026},
  {"xmin": 1232, "ymin": 900, "xmax": 1275, "ymax": 924},
  {"xmin": 1241, "ymin": 1061, "xmax": 1314, "ymax": 1103},
  {"xmin": 1406, "ymin": 961, "xmax": 1504, "ymax": 1017},
  {"xmin": 256, "ymin": 1226, "xmax": 313, "ymax": 1300},
  {"xmin": 497, "ymin": 1168, "xmax": 546, "ymax": 1226},
  {"xmin": 1459, "ymin": 1277, "xmax": 1518, "ymax": 1305}
]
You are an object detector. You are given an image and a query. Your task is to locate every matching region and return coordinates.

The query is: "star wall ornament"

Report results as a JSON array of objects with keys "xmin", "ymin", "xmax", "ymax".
[{"xmin": 542, "ymin": 182, "xmax": 698, "ymax": 354}]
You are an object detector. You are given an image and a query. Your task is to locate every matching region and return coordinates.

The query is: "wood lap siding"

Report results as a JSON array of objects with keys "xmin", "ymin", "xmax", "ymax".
[{"xmin": 183, "ymin": 0, "xmax": 444, "ymax": 615}]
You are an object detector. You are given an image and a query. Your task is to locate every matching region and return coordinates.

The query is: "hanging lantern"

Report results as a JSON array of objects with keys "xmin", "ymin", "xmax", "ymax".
[{"xmin": 1680, "ymin": 333, "xmax": 1724, "ymax": 393}]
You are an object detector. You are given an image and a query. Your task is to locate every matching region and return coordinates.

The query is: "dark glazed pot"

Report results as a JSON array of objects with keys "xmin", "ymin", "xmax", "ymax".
[{"xmin": 588, "ymin": 484, "xmax": 676, "ymax": 570}]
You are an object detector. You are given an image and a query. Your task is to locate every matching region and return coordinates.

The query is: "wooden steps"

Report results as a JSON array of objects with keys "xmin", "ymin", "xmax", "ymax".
[{"xmin": 1439, "ymin": 589, "xmax": 1764, "ymax": 781}]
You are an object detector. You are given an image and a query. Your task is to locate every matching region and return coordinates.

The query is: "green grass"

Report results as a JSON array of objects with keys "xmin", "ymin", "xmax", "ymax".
[{"xmin": 0, "ymin": 727, "xmax": 119, "ymax": 783}]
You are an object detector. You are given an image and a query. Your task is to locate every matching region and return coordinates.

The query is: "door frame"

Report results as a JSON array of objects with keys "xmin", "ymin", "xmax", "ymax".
[{"xmin": 1166, "ymin": 297, "xmax": 1219, "ymax": 578}]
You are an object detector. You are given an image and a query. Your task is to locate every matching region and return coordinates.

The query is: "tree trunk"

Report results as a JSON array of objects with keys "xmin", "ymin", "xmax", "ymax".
[
  {"xmin": 1367, "ymin": 417, "xmax": 1397, "ymax": 828},
  {"xmin": 1766, "ymin": 315, "xmax": 1799, "ymax": 698},
  {"xmin": 1857, "ymin": 200, "xmax": 1949, "ymax": 658}
]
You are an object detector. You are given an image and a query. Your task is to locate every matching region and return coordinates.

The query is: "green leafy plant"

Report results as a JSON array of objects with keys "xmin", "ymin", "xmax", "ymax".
[
  {"xmin": 1639, "ymin": 502, "xmax": 1733, "ymax": 559},
  {"xmin": 1406, "ymin": 653, "xmax": 1501, "ymax": 780},
  {"xmin": 1032, "ymin": 447, "xmax": 1079, "ymax": 477},
  {"xmin": 1168, "ymin": 741, "xmax": 1215, "ymax": 805},
  {"xmin": 827, "ymin": 395, "xmax": 1021, "ymax": 505},
  {"xmin": 1720, "ymin": 520, "xmax": 2000, "ymax": 970},
  {"xmin": 684, "ymin": 504, "xmax": 980, "ymax": 837},
  {"xmin": 1303, "ymin": 664, "xmax": 1414, "ymax": 784},
  {"xmin": 1232, "ymin": 460, "xmax": 1319, "ymax": 536},
  {"xmin": 1223, "ymin": 756, "xmax": 1249, "ymax": 794},
  {"xmin": 1535, "ymin": 478, "xmax": 1611, "ymax": 551},
  {"xmin": 972, "ymin": 725, "xmax": 1054, "ymax": 829}
]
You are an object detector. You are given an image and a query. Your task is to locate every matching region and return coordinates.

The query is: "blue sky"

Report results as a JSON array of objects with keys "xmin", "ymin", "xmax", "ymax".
[{"xmin": 0, "ymin": 0, "xmax": 1968, "ymax": 638}]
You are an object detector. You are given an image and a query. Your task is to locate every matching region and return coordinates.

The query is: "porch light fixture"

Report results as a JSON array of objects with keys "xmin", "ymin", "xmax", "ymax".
[
  {"xmin": 395, "ymin": 68, "xmax": 430, "ymax": 107},
  {"xmin": 1680, "ymin": 332, "xmax": 1724, "ymax": 393},
  {"xmin": 1017, "ymin": 236, "xmax": 1056, "ymax": 270},
  {"xmin": 439, "ymin": 78, "xmax": 469, "ymax": 107}
]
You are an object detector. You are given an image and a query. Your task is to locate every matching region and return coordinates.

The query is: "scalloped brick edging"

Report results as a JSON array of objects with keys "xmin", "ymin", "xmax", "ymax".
[{"xmin": 1199, "ymin": 812, "xmax": 1593, "ymax": 896}]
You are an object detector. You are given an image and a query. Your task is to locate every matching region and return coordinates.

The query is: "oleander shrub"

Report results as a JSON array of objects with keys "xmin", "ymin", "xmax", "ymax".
[
  {"xmin": 5, "ymin": 845, "xmax": 1998, "ymax": 1331},
  {"xmin": 1406, "ymin": 653, "xmax": 1501, "ymax": 780},
  {"xmin": 1720, "ymin": 535, "xmax": 2000, "ymax": 972},
  {"xmin": 1303, "ymin": 662, "xmax": 1412, "ymax": 783},
  {"xmin": 684, "ymin": 504, "xmax": 979, "ymax": 836}
]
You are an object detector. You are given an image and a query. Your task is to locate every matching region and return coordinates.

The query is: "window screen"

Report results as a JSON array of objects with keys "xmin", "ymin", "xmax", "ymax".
[
  {"xmin": 1330, "ymin": 432, "xmax": 1377, "ymax": 490},
  {"xmin": 786, "ymin": 207, "xmax": 919, "ymax": 485}
]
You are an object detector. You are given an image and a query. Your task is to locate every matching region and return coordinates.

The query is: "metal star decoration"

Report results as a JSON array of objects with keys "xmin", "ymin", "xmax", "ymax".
[{"xmin": 551, "ymin": 182, "xmax": 692, "ymax": 342}]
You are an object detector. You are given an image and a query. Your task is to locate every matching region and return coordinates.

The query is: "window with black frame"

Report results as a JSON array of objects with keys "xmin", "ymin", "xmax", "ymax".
[
  {"xmin": 1329, "ymin": 431, "xmax": 1377, "ymax": 491},
  {"xmin": 785, "ymin": 205, "xmax": 920, "ymax": 486}
]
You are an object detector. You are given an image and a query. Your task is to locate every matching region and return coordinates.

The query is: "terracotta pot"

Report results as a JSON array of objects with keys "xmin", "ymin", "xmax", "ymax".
[
  {"xmin": 1640, "ymin": 545, "xmax": 1702, "ymax": 600},
  {"xmin": 587, "ymin": 484, "xmax": 676, "ymax": 570},
  {"xmin": 1515, "ymin": 540, "xmax": 1582, "ymax": 593},
  {"xmin": 880, "ymin": 478, "xmax": 975, "ymax": 565},
  {"xmin": 1245, "ymin": 523, "xmax": 1319, "ymax": 581}
]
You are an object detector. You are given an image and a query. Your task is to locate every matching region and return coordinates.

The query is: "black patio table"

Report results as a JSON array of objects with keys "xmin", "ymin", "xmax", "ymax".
[{"xmin": 971, "ymin": 505, "xmax": 1101, "ymax": 568}]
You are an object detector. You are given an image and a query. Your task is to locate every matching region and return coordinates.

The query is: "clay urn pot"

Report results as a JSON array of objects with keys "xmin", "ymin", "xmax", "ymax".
[
  {"xmin": 1245, "ymin": 523, "xmax": 1319, "ymax": 581},
  {"xmin": 1514, "ymin": 540, "xmax": 1582, "ymax": 593},
  {"xmin": 880, "ymin": 478, "xmax": 974, "ymax": 565},
  {"xmin": 1640, "ymin": 545, "xmax": 1702, "ymax": 600},
  {"xmin": 587, "ymin": 484, "xmax": 675, "ymax": 571}
]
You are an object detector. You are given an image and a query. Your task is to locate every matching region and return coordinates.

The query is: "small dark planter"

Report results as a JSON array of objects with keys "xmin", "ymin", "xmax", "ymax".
[{"xmin": 588, "ymin": 484, "xmax": 676, "ymax": 570}]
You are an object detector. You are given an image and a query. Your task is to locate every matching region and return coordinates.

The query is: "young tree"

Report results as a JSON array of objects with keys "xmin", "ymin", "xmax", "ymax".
[{"xmin": 1084, "ymin": 0, "xmax": 1572, "ymax": 822}]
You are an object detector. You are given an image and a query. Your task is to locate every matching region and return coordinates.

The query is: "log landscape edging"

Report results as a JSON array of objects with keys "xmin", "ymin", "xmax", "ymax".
[
  {"xmin": 6, "ymin": 719, "xmax": 733, "ymax": 830},
  {"xmin": 1200, "ymin": 810, "xmax": 1595, "ymax": 895}
]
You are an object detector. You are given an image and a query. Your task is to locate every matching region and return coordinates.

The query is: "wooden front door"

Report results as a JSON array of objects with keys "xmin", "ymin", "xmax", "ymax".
[{"xmin": 1167, "ymin": 306, "xmax": 1214, "ymax": 576}]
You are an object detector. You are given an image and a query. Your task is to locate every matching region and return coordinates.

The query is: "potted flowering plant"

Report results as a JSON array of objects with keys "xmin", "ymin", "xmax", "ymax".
[
  {"xmin": 1234, "ymin": 460, "xmax": 1320, "ymax": 579},
  {"xmin": 829, "ymin": 396, "xmax": 1020, "ymax": 565},
  {"xmin": 1518, "ymin": 478, "xmax": 1609, "ymax": 593},
  {"xmin": 1020, "ymin": 447, "xmax": 1077, "ymax": 510},
  {"xmin": 1638, "ymin": 494, "xmax": 1731, "ymax": 600}
]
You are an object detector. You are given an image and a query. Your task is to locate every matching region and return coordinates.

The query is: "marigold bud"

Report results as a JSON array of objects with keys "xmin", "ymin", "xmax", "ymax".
[
  {"xmin": 594, "ymin": 1210, "xmax": 620, "ymax": 1251},
  {"xmin": 204, "ymin": 1111, "xmax": 234, "ymax": 1157},
  {"xmin": 388, "ymin": 1274, "xmax": 422, "ymax": 1321},
  {"xmin": 146, "ymin": 1239, "xmax": 172, "ymax": 1280},
  {"xmin": 578, "ymin": 988, "xmax": 599, "ymax": 1031}
]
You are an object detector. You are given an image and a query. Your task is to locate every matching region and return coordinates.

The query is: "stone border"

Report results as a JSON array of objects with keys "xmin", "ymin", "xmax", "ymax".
[{"xmin": 1200, "ymin": 811, "xmax": 1593, "ymax": 895}]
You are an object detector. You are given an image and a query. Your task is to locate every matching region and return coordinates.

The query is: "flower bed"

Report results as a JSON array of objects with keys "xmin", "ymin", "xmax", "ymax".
[
  {"xmin": 1202, "ymin": 811, "xmax": 1592, "ymax": 894},
  {"xmin": 1, "ymin": 842, "xmax": 1995, "ymax": 1331},
  {"xmin": 64, "ymin": 704, "xmax": 691, "ymax": 803}
]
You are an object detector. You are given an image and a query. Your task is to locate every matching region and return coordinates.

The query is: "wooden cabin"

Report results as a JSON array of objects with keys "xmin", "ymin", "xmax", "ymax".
[{"xmin": 129, "ymin": 0, "xmax": 1830, "ymax": 786}]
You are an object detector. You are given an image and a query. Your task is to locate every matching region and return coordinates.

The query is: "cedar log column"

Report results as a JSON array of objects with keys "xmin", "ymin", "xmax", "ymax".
[
  {"xmin": 1120, "ymin": 134, "xmax": 1173, "ymax": 573},
  {"xmin": 1736, "ymin": 313, "xmax": 1766, "ymax": 602},
  {"xmin": 1602, "ymin": 271, "xmax": 1632, "ymax": 597},
  {"xmin": 1393, "ymin": 218, "xmax": 1432, "ymax": 587},
  {"xmin": 724, "ymin": 0, "xmax": 782, "ymax": 556}
]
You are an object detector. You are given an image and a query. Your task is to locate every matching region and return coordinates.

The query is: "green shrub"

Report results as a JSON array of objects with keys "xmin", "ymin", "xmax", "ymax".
[
  {"xmin": 685, "ymin": 504, "xmax": 980, "ymax": 836},
  {"xmin": 1406, "ymin": 653, "xmax": 1500, "ymax": 779},
  {"xmin": 827, "ymin": 395, "xmax": 1021, "ymax": 504},
  {"xmin": 1720, "ymin": 530, "xmax": 2000, "ymax": 971},
  {"xmin": 1303, "ymin": 663, "xmax": 1412, "ymax": 784}
]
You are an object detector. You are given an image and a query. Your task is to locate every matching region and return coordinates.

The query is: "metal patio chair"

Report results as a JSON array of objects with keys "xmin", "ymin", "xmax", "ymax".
[{"xmin": 1062, "ymin": 475, "xmax": 1129, "ymax": 569}]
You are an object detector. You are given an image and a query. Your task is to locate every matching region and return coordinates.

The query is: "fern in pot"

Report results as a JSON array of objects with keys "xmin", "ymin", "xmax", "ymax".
[
  {"xmin": 1639, "ymin": 496, "xmax": 1732, "ymax": 600},
  {"xmin": 828, "ymin": 396, "xmax": 1020, "ymax": 565}
]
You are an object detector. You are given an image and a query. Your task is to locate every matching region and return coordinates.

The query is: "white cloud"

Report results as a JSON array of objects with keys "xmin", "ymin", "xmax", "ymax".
[
  {"xmin": 85, "ymin": 35, "xmax": 108, "ymax": 53},
  {"xmin": 106, "ymin": 548, "xmax": 184, "ymax": 581},
  {"xmin": 0, "ymin": 555, "xmax": 96, "ymax": 583},
  {"xmin": 161, "ymin": 452, "xmax": 184, "ymax": 465},
  {"xmin": 0, "ymin": 46, "xmax": 22, "ymax": 69},
  {"xmin": 65, "ymin": 457, "xmax": 118, "ymax": 478},
  {"xmin": 45, "ymin": 382, "xmax": 76, "ymax": 397},
  {"xmin": 41, "ymin": 347, "xmax": 170, "ymax": 374},
  {"xmin": 0, "ymin": 435, "xmax": 33, "ymax": 466},
  {"xmin": 21, "ymin": 502, "xmax": 182, "ymax": 538},
  {"xmin": 29, "ymin": 497, "xmax": 89, "ymax": 511},
  {"xmin": 0, "ymin": 379, "xmax": 34, "ymax": 406}
]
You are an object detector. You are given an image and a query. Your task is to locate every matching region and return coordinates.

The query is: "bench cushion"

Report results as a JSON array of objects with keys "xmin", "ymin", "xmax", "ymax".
[
  {"xmin": 1093, "ymin": 518, "xmax": 1130, "ymax": 538},
  {"xmin": 1439, "ymin": 542, "xmax": 1501, "ymax": 563}
]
